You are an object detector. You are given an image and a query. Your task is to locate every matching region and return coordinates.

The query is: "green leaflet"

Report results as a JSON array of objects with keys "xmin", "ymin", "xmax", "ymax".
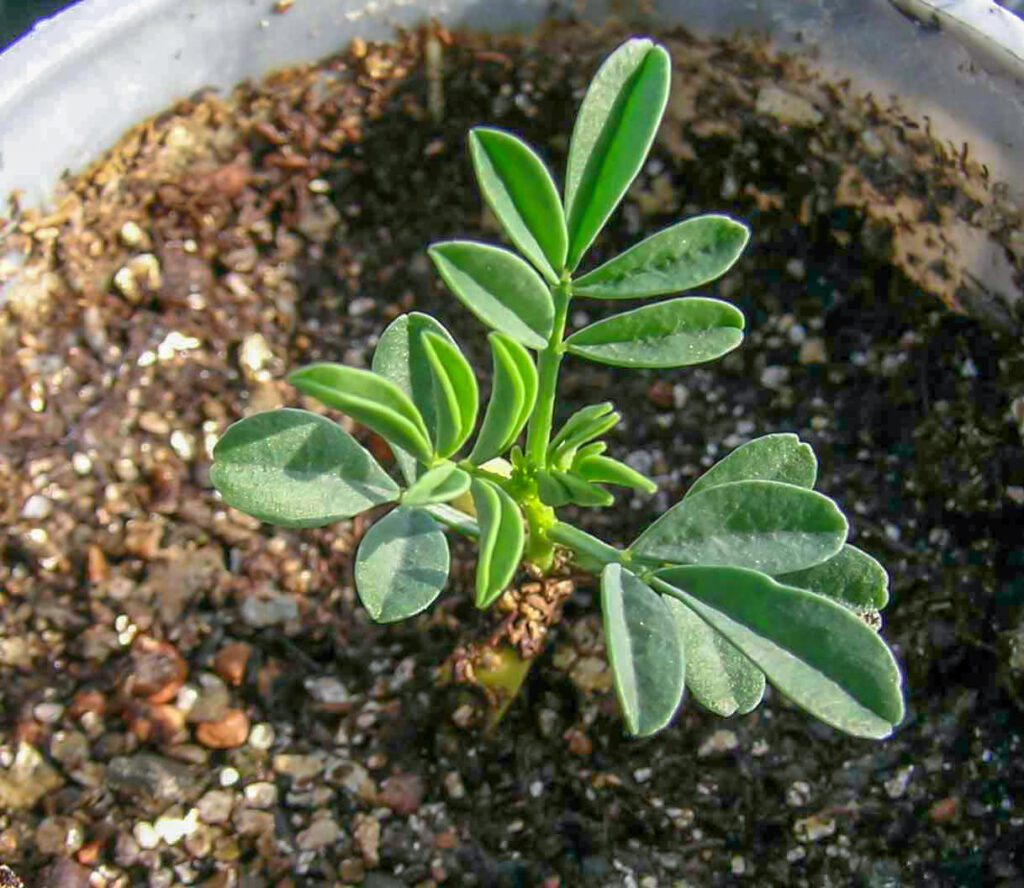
[
  {"xmin": 469, "ymin": 332, "xmax": 538, "ymax": 464},
  {"xmin": 778, "ymin": 544, "xmax": 890, "ymax": 611},
  {"xmin": 573, "ymin": 215, "xmax": 750, "ymax": 299},
  {"xmin": 602, "ymin": 564, "xmax": 685, "ymax": 737},
  {"xmin": 551, "ymin": 469, "xmax": 614, "ymax": 507},
  {"xmin": 575, "ymin": 453, "xmax": 657, "ymax": 494},
  {"xmin": 653, "ymin": 566, "xmax": 905, "ymax": 738},
  {"xmin": 686, "ymin": 433, "xmax": 817, "ymax": 499},
  {"xmin": 549, "ymin": 402, "xmax": 620, "ymax": 464},
  {"xmin": 564, "ymin": 39, "xmax": 671, "ymax": 270},
  {"xmin": 632, "ymin": 480, "xmax": 847, "ymax": 575},
  {"xmin": 402, "ymin": 463, "xmax": 471, "ymax": 507},
  {"xmin": 288, "ymin": 363, "xmax": 433, "ymax": 464},
  {"xmin": 428, "ymin": 241, "xmax": 555, "ymax": 349},
  {"xmin": 355, "ymin": 507, "xmax": 450, "ymax": 623},
  {"xmin": 469, "ymin": 127, "xmax": 567, "ymax": 282},
  {"xmin": 537, "ymin": 469, "xmax": 572, "ymax": 508},
  {"xmin": 471, "ymin": 478, "xmax": 525, "ymax": 608},
  {"xmin": 565, "ymin": 297, "xmax": 744, "ymax": 369},
  {"xmin": 422, "ymin": 332, "xmax": 479, "ymax": 458},
  {"xmin": 372, "ymin": 312, "xmax": 457, "ymax": 482},
  {"xmin": 211, "ymin": 408, "xmax": 399, "ymax": 528},
  {"xmin": 664, "ymin": 596, "xmax": 765, "ymax": 717}
]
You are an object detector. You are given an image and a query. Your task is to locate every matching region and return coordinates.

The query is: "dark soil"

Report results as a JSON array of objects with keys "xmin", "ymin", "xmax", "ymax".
[{"xmin": 1, "ymin": 20, "xmax": 1023, "ymax": 888}]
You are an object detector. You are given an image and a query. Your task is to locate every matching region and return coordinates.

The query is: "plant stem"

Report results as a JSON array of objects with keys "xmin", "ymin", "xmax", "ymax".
[{"xmin": 526, "ymin": 278, "xmax": 571, "ymax": 470}]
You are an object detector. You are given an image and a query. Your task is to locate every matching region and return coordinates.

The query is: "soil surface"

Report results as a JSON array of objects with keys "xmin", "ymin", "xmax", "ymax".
[{"xmin": 1, "ymin": 20, "xmax": 1023, "ymax": 888}]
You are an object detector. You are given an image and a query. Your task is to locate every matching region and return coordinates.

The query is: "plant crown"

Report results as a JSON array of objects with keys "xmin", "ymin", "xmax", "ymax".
[{"xmin": 211, "ymin": 38, "xmax": 905, "ymax": 740}]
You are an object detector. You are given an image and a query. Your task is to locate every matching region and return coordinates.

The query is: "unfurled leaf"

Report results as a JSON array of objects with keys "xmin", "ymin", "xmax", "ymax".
[
  {"xmin": 564, "ymin": 39, "xmax": 671, "ymax": 269},
  {"xmin": 211, "ymin": 409, "xmax": 399, "ymax": 528},
  {"xmin": 471, "ymin": 478, "xmax": 525, "ymax": 608},
  {"xmin": 469, "ymin": 333, "xmax": 538, "ymax": 464},
  {"xmin": 402, "ymin": 463, "xmax": 471, "ymax": 507},
  {"xmin": 602, "ymin": 564, "xmax": 685, "ymax": 736},
  {"xmin": 778, "ymin": 544, "xmax": 890, "ymax": 611},
  {"xmin": 686, "ymin": 433, "xmax": 817, "ymax": 499},
  {"xmin": 372, "ymin": 312, "xmax": 457, "ymax": 482},
  {"xmin": 549, "ymin": 402, "xmax": 620, "ymax": 463},
  {"xmin": 428, "ymin": 241, "xmax": 554, "ymax": 348},
  {"xmin": 355, "ymin": 507, "xmax": 450, "ymax": 622},
  {"xmin": 289, "ymin": 363, "xmax": 433, "ymax": 464},
  {"xmin": 654, "ymin": 566, "xmax": 904, "ymax": 738},
  {"xmin": 565, "ymin": 298, "xmax": 744, "ymax": 369},
  {"xmin": 469, "ymin": 128, "xmax": 567, "ymax": 282},
  {"xmin": 632, "ymin": 480, "xmax": 847, "ymax": 574},
  {"xmin": 573, "ymin": 215, "xmax": 750, "ymax": 299},
  {"xmin": 664, "ymin": 596, "xmax": 765, "ymax": 717},
  {"xmin": 422, "ymin": 332, "xmax": 478, "ymax": 458},
  {"xmin": 575, "ymin": 453, "xmax": 657, "ymax": 494}
]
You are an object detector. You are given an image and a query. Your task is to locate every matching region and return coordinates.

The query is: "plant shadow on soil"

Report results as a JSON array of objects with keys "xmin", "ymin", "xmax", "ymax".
[{"xmin": 1, "ymin": 22, "xmax": 1023, "ymax": 888}]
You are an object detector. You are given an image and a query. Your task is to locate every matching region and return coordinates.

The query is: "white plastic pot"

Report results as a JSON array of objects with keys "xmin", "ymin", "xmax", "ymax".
[
  {"xmin": 0, "ymin": 0, "xmax": 1022, "ymax": 318},
  {"xmin": 2, "ymin": 0, "xmax": 1023, "ymax": 207}
]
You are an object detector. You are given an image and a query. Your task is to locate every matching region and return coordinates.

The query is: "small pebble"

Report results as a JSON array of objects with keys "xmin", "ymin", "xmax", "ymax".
[
  {"xmin": 296, "ymin": 817, "xmax": 342, "ymax": 851},
  {"xmin": 243, "ymin": 781, "xmax": 278, "ymax": 808},
  {"xmin": 248, "ymin": 722, "xmax": 275, "ymax": 750},
  {"xmin": 33, "ymin": 702, "xmax": 64, "ymax": 725},
  {"xmin": 698, "ymin": 729, "xmax": 739, "ymax": 758},
  {"xmin": 22, "ymin": 495, "xmax": 52, "ymax": 520}
]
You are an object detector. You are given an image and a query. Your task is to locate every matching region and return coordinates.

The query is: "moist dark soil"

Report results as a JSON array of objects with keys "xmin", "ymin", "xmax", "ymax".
[{"xmin": 2, "ymin": 19, "xmax": 1024, "ymax": 888}]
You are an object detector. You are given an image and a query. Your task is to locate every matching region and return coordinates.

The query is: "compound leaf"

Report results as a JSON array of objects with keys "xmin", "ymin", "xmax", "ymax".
[
  {"xmin": 551, "ymin": 469, "xmax": 614, "ymax": 507},
  {"xmin": 211, "ymin": 408, "xmax": 399, "ymax": 528},
  {"xmin": 564, "ymin": 39, "xmax": 671, "ymax": 269},
  {"xmin": 565, "ymin": 297, "xmax": 744, "ymax": 369},
  {"xmin": 686, "ymin": 433, "xmax": 817, "ymax": 499},
  {"xmin": 602, "ymin": 564, "xmax": 685, "ymax": 737},
  {"xmin": 372, "ymin": 312, "xmax": 457, "ymax": 482},
  {"xmin": 289, "ymin": 363, "xmax": 433, "ymax": 465},
  {"xmin": 469, "ymin": 333, "xmax": 538, "ymax": 464},
  {"xmin": 664, "ymin": 595, "xmax": 765, "ymax": 717},
  {"xmin": 632, "ymin": 480, "xmax": 847, "ymax": 575},
  {"xmin": 355, "ymin": 507, "xmax": 450, "ymax": 622},
  {"xmin": 471, "ymin": 478, "xmax": 525, "ymax": 608},
  {"xmin": 549, "ymin": 402, "xmax": 619, "ymax": 462},
  {"xmin": 402, "ymin": 463, "xmax": 471, "ymax": 507},
  {"xmin": 469, "ymin": 127, "xmax": 567, "ymax": 282},
  {"xmin": 777, "ymin": 544, "xmax": 890, "ymax": 611},
  {"xmin": 653, "ymin": 565, "xmax": 904, "ymax": 738},
  {"xmin": 574, "ymin": 215, "xmax": 749, "ymax": 299},
  {"xmin": 428, "ymin": 241, "xmax": 554, "ymax": 349}
]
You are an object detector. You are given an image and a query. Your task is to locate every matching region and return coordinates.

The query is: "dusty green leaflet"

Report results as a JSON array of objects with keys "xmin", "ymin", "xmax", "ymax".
[
  {"xmin": 686, "ymin": 433, "xmax": 817, "ymax": 499},
  {"xmin": 565, "ymin": 297, "xmax": 745, "ymax": 369},
  {"xmin": 402, "ymin": 463, "xmax": 472, "ymax": 507},
  {"xmin": 288, "ymin": 363, "xmax": 433, "ymax": 464},
  {"xmin": 469, "ymin": 127, "xmax": 567, "ymax": 283},
  {"xmin": 564, "ymin": 39, "xmax": 671, "ymax": 269},
  {"xmin": 632, "ymin": 479, "xmax": 847, "ymax": 574},
  {"xmin": 211, "ymin": 408, "xmax": 399, "ymax": 528},
  {"xmin": 664, "ymin": 596, "xmax": 765, "ymax": 717},
  {"xmin": 355, "ymin": 507, "xmax": 450, "ymax": 623},
  {"xmin": 549, "ymin": 402, "xmax": 619, "ymax": 462},
  {"xmin": 778, "ymin": 544, "xmax": 890, "ymax": 611},
  {"xmin": 602, "ymin": 564, "xmax": 685, "ymax": 737},
  {"xmin": 469, "ymin": 332, "xmax": 538, "ymax": 465},
  {"xmin": 471, "ymin": 478, "xmax": 525, "ymax": 608},
  {"xmin": 573, "ymin": 215, "xmax": 750, "ymax": 299},
  {"xmin": 372, "ymin": 312, "xmax": 457, "ymax": 482},
  {"xmin": 653, "ymin": 565, "xmax": 904, "ymax": 738},
  {"xmin": 428, "ymin": 241, "xmax": 554, "ymax": 348},
  {"xmin": 422, "ymin": 331, "xmax": 479, "ymax": 458}
]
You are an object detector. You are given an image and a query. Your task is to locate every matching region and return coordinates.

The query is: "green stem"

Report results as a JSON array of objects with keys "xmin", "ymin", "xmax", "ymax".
[
  {"xmin": 526, "ymin": 279, "xmax": 571, "ymax": 470},
  {"xmin": 548, "ymin": 522, "xmax": 624, "ymax": 569}
]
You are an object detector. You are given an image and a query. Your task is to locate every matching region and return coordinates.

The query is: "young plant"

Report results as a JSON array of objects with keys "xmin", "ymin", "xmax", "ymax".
[{"xmin": 211, "ymin": 38, "xmax": 904, "ymax": 740}]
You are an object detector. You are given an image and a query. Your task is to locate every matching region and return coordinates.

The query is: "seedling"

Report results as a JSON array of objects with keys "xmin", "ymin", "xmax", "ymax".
[{"xmin": 211, "ymin": 38, "xmax": 904, "ymax": 739}]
